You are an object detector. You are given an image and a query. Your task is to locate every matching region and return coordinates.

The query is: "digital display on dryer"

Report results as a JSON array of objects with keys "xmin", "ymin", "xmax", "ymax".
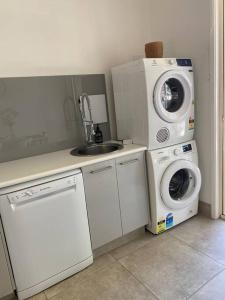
[
  {"xmin": 176, "ymin": 59, "xmax": 192, "ymax": 67},
  {"xmin": 182, "ymin": 144, "xmax": 192, "ymax": 152}
]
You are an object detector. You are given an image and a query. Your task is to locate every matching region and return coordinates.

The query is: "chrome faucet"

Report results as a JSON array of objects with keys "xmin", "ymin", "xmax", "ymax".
[{"xmin": 79, "ymin": 93, "xmax": 95, "ymax": 144}]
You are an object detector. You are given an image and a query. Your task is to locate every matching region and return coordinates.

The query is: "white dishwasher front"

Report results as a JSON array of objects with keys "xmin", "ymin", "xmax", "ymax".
[{"xmin": 0, "ymin": 170, "xmax": 93, "ymax": 300}]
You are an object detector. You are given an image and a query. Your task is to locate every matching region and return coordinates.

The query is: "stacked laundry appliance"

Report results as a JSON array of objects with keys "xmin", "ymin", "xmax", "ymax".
[{"xmin": 112, "ymin": 58, "xmax": 201, "ymax": 234}]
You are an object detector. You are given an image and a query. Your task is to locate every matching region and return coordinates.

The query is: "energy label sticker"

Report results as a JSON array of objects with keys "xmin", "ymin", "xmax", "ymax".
[
  {"xmin": 189, "ymin": 118, "xmax": 194, "ymax": 130},
  {"xmin": 166, "ymin": 213, "xmax": 174, "ymax": 229},
  {"xmin": 157, "ymin": 219, "xmax": 166, "ymax": 234}
]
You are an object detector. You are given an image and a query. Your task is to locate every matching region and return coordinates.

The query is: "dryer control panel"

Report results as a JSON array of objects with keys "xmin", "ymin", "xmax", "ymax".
[{"xmin": 176, "ymin": 59, "xmax": 192, "ymax": 67}]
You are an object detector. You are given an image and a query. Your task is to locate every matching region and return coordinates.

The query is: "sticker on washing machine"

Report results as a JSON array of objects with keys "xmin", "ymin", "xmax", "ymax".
[
  {"xmin": 188, "ymin": 101, "xmax": 195, "ymax": 130},
  {"xmin": 188, "ymin": 117, "xmax": 194, "ymax": 130},
  {"xmin": 157, "ymin": 219, "xmax": 166, "ymax": 234},
  {"xmin": 166, "ymin": 213, "xmax": 174, "ymax": 229}
]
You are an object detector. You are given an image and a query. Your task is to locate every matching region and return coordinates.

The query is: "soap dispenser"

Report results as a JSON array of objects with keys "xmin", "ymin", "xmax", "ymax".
[{"xmin": 94, "ymin": 124, "xmax": 103, "ymax": 143}]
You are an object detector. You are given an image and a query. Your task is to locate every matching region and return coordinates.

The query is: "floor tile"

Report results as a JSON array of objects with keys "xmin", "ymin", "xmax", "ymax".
[
  {"xmin": 189, "ymin": 269, "xmax": 225, "ymax": 300},
  {"xmin": 45, "ymin": 254, "xmax": 115, "ymax": 299},
  {"xmin": 110, "ymin": 230, "xmax": 153, "ymax": 260},
  {"xmin": 119, "ymin": 234, "xmax": 223, "ymax": 300},
  {"xmin": 29, "ymin": 293, "xmax": 47, "ymax": 300},
  {"xmin": 49, "ymin": 262, "xmax": 156, "ymax": 300},
  {"xmin": 169, "ymin": 215, "xmax": 225, "ymax": 265}
]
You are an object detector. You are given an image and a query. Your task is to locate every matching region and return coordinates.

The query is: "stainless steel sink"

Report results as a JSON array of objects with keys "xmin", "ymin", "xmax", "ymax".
[{"xmin": 71, "ymin": 143, "xmax": 123, "ymax": 156}]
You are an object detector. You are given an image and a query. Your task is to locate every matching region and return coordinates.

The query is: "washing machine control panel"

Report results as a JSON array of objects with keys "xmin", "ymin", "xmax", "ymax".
[
  {"xmin": 182, "ymin": 144, "xmax": 192, "ymax": 152},
  {"xmin": 173, "ymin": 144, "xmax": 192, "ymax": 156}
]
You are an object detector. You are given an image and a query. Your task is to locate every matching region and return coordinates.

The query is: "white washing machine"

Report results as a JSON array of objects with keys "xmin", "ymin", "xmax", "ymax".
[
  {"xmin": 112, "ymin": 58, "xmax": 195, "ymax": 150},
  {"xmin": 146, "ymin": 140, "xmax": 201, "ymax": 234}
]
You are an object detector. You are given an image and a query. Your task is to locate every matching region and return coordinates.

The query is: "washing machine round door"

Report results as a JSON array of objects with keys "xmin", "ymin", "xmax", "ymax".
[
  {"xmin": 154, "ymin": 70, "xmax": 193, "ymax": 123},
  {"xmin": 160, "ymin": 160, "xmax": 201, "ymax": 210}
]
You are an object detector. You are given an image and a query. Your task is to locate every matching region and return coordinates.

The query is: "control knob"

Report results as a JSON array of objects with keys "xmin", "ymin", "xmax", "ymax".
[{"xmin": 174, "ymin": 149, "xmax": 181, "ymax": 156}]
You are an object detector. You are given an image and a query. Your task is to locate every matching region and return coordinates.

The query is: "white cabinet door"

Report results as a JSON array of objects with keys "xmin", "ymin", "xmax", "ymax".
[
  {"xmin": 0, "ymin": 221, "xmax": 13, "ymax": 299},
  {"xmin": 116, "ymin": 152, "xmax": 150, "ymax": 235},
  {"xmin": 82, "ymin": 160, "xmax": 122, "ymax": 249}
]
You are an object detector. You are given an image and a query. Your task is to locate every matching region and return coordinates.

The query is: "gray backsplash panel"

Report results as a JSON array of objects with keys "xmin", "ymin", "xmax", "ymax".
[{"xmin": 0, "ymin": 74, "xmax": 110, "ymax": 163}]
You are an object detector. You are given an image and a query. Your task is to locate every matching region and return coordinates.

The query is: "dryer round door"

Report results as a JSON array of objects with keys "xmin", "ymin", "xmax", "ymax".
[
  {"xmin": 160, "ymin": 160, "xmax": 201, "ymax": 210},
  {"xmin": 154, "ymin": 70, "xmax": 193, "ymax": 123}
]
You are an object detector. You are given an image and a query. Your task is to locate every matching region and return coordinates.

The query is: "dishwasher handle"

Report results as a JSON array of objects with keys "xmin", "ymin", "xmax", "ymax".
[{"xmin": 7, "ymin": 175, "xmax": 77, "ymax": 205}]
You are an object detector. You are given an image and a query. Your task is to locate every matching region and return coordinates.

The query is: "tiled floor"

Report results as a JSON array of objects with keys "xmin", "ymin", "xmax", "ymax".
[{"xmin": 30, "ymin": 215, "xmax": 225, "ymax": 300}]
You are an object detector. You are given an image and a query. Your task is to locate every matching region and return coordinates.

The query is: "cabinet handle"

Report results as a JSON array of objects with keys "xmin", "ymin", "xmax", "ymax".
[
  {"xmin": 119, "ymin": 158, "xmax": 139, "ymax": 166},
  {"xmin": 90, "ymin": 166, "xmax": 113, "ymax": 174}
]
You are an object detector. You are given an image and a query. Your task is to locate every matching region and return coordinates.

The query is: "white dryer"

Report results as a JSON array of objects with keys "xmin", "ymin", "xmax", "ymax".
[
  {"xmin": 112, "ymin": 58, "xmax": 195, "ymax": 150},
  {"xmin": 146, "ymin": 140, "xmax": 201, "ymax": 234}
]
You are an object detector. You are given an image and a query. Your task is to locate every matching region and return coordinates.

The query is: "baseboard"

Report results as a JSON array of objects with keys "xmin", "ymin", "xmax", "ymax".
[
  {"xmin": 93, "ymin": 227, "xmax": 146, "ymax": 258},
  {"xmin": 198, "ymin": 200, "xmax": 211, "ymax": 218}
]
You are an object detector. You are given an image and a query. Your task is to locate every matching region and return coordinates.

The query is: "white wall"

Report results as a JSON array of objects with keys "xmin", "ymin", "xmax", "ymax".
[
  {"xmin": 0, "ymin": 0, "xmax": 150, "ymax": 136},
  {"xmin": 0, "ymin": 0, "xmax": 212, "ymax": 204},
  {"xmin": 147, "ymin": 0, "xmax": 211, "ymax": 204}
]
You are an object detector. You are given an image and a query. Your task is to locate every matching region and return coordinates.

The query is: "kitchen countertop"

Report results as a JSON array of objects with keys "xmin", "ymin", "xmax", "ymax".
[{"xmin": 0, "ymin": 143, "xmax": 146, "ymax": 189}]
